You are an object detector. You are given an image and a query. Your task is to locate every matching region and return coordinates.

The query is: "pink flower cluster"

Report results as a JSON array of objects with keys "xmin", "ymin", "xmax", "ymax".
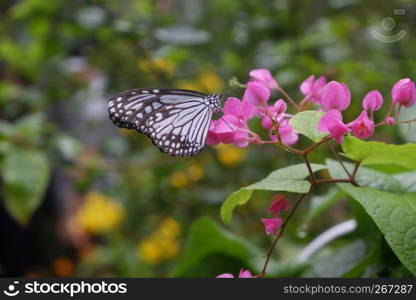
[
  {"xmin": 260, "ymin": 194, "xmax": 291, "ymax": 235},
  {"xmin": 215, "ymin": 194, "xmax": 290, "ymax": 279},
  {"xmin": 216, "ymin": 269, "xmax": 253, "ymax": 278},
  {"xmin": 301, "ymin": 76, "xmax": 416, "ymax": 143},
  {"xmin": 206, "ymin": 69, "xmax": 298, "ymax": 148},
  {"xmin": 207, "ymin": 68, "xmax": 415, "ymax": 148}
]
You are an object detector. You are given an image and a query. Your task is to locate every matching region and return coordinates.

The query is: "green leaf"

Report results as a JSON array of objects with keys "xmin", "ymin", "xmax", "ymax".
[
  {"xmin": 220, "ymin": 189, "xmax": 253, "ymax": 225},
  {"xmin": 172, "ymin": 217, "xmax": 259, "ymax": 277},
  {"xmin": 326, "ymin": 159, "xmax": 407, "ymax": 193},
  {"xmin": 221, "ymin": 163, "xmax": 326, "ymax": 224},
  {"xmin": 335, "ymin": 185, "xmax": 416, "ymax": 275},
  {"xmin": 393, "ymin": 172, "xmax": 416, "ymax": 193},
  {"xmin": 289, "ymin": 110, "xmax": 327, "ymax": 142},
  {"xmin": 342, "ymin": 136, "xmax": 416, "ymax": 170},
  {"xmin": 2, "ymin": 148, "xmax": 50, "ymax": 225},
  {"xmin": 16, "ymin": 113, "xmax": 44, "ymax": 139},
  {"xmin": 300, "ymin": 187, "xmax": 345, "ymax": 232},
  {"xmin": 340, "ymin": 239, "xmax": 381, "ymax": 278},
  {"xmin": 327, "ymin": 159, "xmax": 416, "ymax": 275},
  {"xmin": 307, "ymin": 239, "xmax": 369, "ymax": 277}
]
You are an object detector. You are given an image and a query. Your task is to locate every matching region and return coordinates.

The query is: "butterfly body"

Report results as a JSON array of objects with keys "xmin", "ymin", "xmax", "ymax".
[{"xmin": 108, "ymin": 88, "xmax": 222, "ymax": 157}]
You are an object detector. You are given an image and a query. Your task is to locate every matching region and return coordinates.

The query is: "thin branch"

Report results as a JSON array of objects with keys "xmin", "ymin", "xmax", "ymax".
[
  {"xmin": 394, "ymin": 104, "xmax": 403, "ymax": 119},
  {"xmin": 259, "ymin": 193, "xmax": 308, "ymax": 277},
  {"xmin": 278, "ymin": 142, "xmax": 304, "ymax": 155},
  {"xmin": 326, "ymin": 140, "xmax": 351, "ymax": 178},
  {"xmin": 313, "ymin": 178, "xmax": 357, "ymax": 185},
  {"xmin": 303, "ymin": 136, "xmax": 332, "ymax": 154},
  {"xmin": 351, "ymin": 160, "xmax": 361, "ymax": 180},
  {"xmin": 277, "ymin": 86, "xmax": 301, "ymax": 111},
  {"xmin": 303, "ymin": 154, "xmax": 316, "ymax": 184},
  {"xmin": 376, "ymin": 118, "xmax": 416, "ymax": 127}
]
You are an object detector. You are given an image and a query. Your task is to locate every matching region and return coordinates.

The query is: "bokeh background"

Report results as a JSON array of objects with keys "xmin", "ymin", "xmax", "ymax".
[{"xmin": 0, "ymin": 0, "xmax": 415, "ymax": 277}]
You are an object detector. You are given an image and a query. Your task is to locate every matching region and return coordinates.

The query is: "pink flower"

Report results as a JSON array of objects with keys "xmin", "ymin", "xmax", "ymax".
[
  {"xmin": 216, "ymin": 273, "xmax": 234, "ymax": 278},
  {"xmin": 238, "ymin": 269, "xmax": 253, "ymax": 278},
  {"xmin": 243, "ymin": 80, "xmax": 271, "ymax": 106},
  {"xmin": 206, "ymin": 115, "xmax": 249, "ymax": 148},
  {"xmin": 249, "ymin": 69, "xmax": 279, "ymax": 89},
  {"xmin": 391, "ymin": 78, "xmax": 416, "ymax": 107},
  {"xmin": 269, "ymin": 120, "xmax": 298, "ymax": 146},
  {"xmin": 348, "ymin": 110, "xmax": 375, "ymax": 139},
  {"xmin": 260, "ymin": 218, "xmax": 282, "ymax": 235},
  {"xmin": 385, "ymin": 117, "xmax": 395, "ymax": 125},
  {"xmin": 362, "ymin": 90, "xmax": 383, "ymax": 112},
  {"xmin": 216, "ymin": 269, "xmax": 253, "ymax": 278},
  {"xmin": 300, "ymin": 75, "xmax": 327, "ymax": 104},
  {"xmin": 321, "ymin": 81, "xmax": 351, "ymax": 111},
  {"xmin": 260, "ymin": 99, "xmax": 287, "ymax": 130},
  {"xmin": 277, "ymin": 121, "xmax": 299, "ymax": 146},
  {"xmin": 257, "ymin": 100, "xmax": 298, "ymax": 145},
  {"xmin": 317, "ymin": 110, "xmax": 350, "ymax": 143},
  {"xmin": 223, "ymin": 97, "xmax": 256, "ymax": 121},
  {"xmin": 267, "ymin": 194, "xmax": 291, "ymax": 216}
]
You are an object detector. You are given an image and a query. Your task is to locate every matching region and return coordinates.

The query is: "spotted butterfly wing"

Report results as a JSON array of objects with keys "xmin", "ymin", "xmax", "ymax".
[{"xmin": 107, "ymin": 88, "xmax": 222, "ymax": 157}]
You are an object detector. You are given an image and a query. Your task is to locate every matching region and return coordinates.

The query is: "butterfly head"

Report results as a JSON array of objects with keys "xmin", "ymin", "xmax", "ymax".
[{"xmin": 205, "ymin": 94, "xmax": 223, "ymax": 113}]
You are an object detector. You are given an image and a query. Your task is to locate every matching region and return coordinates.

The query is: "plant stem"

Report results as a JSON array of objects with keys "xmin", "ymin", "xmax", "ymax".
[
  {"xmin": 303, "ymin": 154, "xmax": 316, "ymax": 183},
  {"xmin": 259, "ymin": 171, "xmax": 361, "ymax": 277},
  {"xmin": 257, "ymin": 136, "xmax": 364, "ymax": 277},
  {"xmin": 277, "ymin": 86, "xmax": 301, "ymax": 111},
  {"xmin": 376, "ymin": 118, "xmax": 416, "ymax": 127},
  {"xmin": 259, "ymin": 193, "xmax": 308, "ymax": 277},
  {"xmin": 303, "ymin": 136, "xmax": 332, "ymax": 154},
  {"xmin": 351, "ymin": 160, "xmax": 361, "ymax": 181},
  {"xmin": 326, "ymin": 140, "xmax": 351, "ymax": 178},
  {"xmin": 312, "ymin": 178, "xmax": 357, "ymax": 185}
]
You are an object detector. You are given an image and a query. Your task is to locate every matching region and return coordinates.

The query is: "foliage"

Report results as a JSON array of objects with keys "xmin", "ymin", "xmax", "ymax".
[{"xmin": 221, "ymin": 163, "xmax": 326, "ymax": 224}]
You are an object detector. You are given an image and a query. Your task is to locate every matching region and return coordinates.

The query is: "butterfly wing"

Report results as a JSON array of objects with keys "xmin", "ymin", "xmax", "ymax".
[{"xmin": 107, "ymin": 88, "xmax": 212, "ymax": 157}]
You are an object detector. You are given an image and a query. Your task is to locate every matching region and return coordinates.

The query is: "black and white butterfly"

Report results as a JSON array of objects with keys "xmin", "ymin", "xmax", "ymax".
[{"xmin": 107, "ymin": 88, "xmax": 223, "ymax": 157}]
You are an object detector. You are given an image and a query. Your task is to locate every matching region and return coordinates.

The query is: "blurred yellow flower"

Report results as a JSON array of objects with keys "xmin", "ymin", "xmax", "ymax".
[
  {"xmin": 169, "ymin": 171, "xmax": 189, "ymax": 188},
  {"xmin": 177, "ymin": 81, "xmax": 201, "ymax": 91},
  {"xmin": 137, "ymin": 57, "xmax": 175, "ymax": 77},
  {"xmin": 177, "ymin": 70, "xmax": 224, "ymax": 93},
  {"xmin": 118, "ymin": 128, "xmax": 134, "ymax": 136},
  {"xmin": 215, "ymin": 144, "xmax": 247, "ymax": 167},
  {"xmin": 137, "ymin": 238, "xmax": 164, "ymax": 264},
  {"xmin": 156, "ymin": 217, "xmax": 181, "ymax": 239},
  {"xmin": 75, "ymin": 192, "xmax": 124, "ymax": 234},
  {"xmin": 186, "ymin": 163, "xmax": 204, "ymax": 182},
  {"xmin": 169, "ymin": 163, "xmax": 204, "ymax": 188},
  {"xmin": 198, "ymin": 70, "xmax": 224, "ymax": 93},
  {"xmin": 137, "ymin": 218, "xmax": 181, "ymax": 264}
]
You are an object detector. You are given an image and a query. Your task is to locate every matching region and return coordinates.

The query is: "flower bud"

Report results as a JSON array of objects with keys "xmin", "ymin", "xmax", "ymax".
[
  {"xmin": 260, "ymin": 218, "xmax": 282, "ymax": 235},
  {"xmin": 385, "ymin": 117, "xmax": 395, "ymax": 125},
  {"xmin": 391, "ymin": 78, "xmax": 416, "ymax": 107},
  {"xmin": 321, "ymin": 81, "xmax": 351, "ymax": 111},
  {"xmin": 362, "ymin": 90, "xmax": 383, "ymax": 111}
]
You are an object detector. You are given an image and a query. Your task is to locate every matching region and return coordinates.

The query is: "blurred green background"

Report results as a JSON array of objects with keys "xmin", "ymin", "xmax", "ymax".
[{"xmin": 0, "ymin": 0, "xmax": 415, "ymax": 277}]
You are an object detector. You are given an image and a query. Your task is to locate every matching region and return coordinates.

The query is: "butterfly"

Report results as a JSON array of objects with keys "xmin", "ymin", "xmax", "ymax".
[{"xmin": 107, "ymin": 88, "xmax": 223, "ymax": 157}]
